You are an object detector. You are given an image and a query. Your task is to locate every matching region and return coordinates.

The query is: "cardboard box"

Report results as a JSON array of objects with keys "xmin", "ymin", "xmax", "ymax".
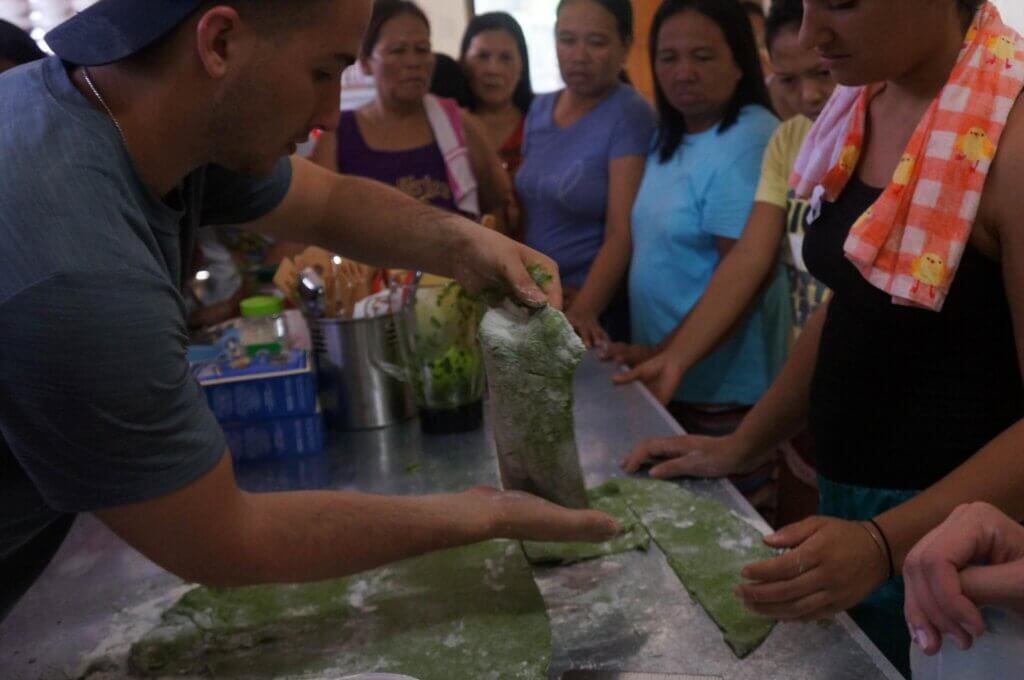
[{"xmin": 193, "ymin": 349, "xmax": 318, "ymax": 421}]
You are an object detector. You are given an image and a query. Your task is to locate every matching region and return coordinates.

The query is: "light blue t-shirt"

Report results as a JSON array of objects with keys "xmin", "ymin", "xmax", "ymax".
[
  {"xmin": 515, "ymin": 85, "xmax": 656, "ymax": 288},
  {"xmin": 629, "ymin": 105, "xmax": 789, "ymax": 406}
]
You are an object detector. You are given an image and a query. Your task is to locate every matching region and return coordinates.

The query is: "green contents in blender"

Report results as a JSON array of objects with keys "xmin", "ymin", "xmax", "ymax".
[{"xmin": 407, "ymin": 282, "xmax": 486, "ymax": 410}]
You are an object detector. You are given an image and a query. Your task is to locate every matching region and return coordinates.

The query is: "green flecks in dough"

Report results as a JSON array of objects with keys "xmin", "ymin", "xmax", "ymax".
[
  {"xmin": 612, "ymin": 478, "xmax": 777, "ymax": 658},
  {"xmin": 129, "ymin": 540, "xmax": 550, "ymax": 679},
  {"xmin": 519, "ymin": 479, "xmax": 776, "ymax": 658},
  {"xmin": 526, "ymin": 264, "xmax": 553, "ymax": 292},
  {"xmin": 479, "ymin": 305, "xmax": 589, "ymax": 509},
  {"xmin": 521, "ymin": 484, "xmax": 650, "ymax": 565}
]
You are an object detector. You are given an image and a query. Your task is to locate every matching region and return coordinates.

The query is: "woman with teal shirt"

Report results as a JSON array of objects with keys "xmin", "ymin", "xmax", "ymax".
[{"xmin": 625, "ymin": 0, "xmax": 788, "ymax": 431}]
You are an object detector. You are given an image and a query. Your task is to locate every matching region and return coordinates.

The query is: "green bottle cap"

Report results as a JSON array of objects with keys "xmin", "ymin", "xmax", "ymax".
[{"xmin": 240, "ymin": 295, "xmax": 284, "ymax": 318}]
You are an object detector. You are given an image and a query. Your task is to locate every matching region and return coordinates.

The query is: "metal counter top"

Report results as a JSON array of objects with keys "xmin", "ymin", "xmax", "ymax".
[{"xmin": 0, "ymin": 354, "xmax": 904, "ymax": 680}]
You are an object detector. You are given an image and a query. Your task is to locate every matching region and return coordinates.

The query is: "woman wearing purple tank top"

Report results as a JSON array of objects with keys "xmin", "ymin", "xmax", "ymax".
[{"xmin": 311, "ymin": 1, "xmax": 508, "ymax": 219}]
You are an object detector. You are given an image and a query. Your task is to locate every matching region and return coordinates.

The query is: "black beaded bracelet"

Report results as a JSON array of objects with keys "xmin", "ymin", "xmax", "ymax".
[{"xmin": 868, "ymin": 518, "xmax": 895, "ymax": 581}]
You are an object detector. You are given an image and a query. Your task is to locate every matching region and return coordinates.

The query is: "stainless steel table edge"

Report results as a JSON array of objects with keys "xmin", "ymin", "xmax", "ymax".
[{"xmin": 628, "ymin": 371, "xmax": 905, "ymax": 680}]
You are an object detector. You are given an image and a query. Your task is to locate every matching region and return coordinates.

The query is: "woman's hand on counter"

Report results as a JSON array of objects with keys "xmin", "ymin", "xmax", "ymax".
[
  {"xmin": 611, "ymin": 351, "xmax": 684, "ymax": 405},
  {"xmin": 903, "ymin": 502, "xmax": 1024, "ymax": 656},
  {"xmin": 566, "ymin": 306, "xmax": 609, "ymax": 349},
  {"xmin": 736, "ymin": 516, "xmax": 888, "ymax": 622},
  {"xmin": 599, "ymin": 342, "xmax": 657, "ymax": 367},
  {"xmin": 620, "ymin": 433, "xmax": 763, "ymax": 479},
  {"xmin": 450, "ymin": 225, "xmax": 563, "ymax": 310},
  {"xmin": 463, "ymin": 486, "xmax": 621, "ymax": 543}
]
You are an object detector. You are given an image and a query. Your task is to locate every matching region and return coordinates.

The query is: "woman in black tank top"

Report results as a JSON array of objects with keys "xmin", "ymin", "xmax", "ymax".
[{"xmin": 622, "ymin": 1, "xmax": 1024, "ymax": 674}]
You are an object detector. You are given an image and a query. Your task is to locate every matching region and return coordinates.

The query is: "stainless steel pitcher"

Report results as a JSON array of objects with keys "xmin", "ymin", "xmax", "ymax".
[{"xmin": 311, "ymin": 313, "xmax": 416, "ymax": 431}]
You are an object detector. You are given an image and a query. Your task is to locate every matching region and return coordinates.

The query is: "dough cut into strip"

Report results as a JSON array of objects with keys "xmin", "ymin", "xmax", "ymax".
[
  {"xmin": 479, "ymin": 304, "xmax": 589, "ymax": 509},
  {"xmin": 611, "ymin": 478, "xmax": 777, "ymax": 658}
]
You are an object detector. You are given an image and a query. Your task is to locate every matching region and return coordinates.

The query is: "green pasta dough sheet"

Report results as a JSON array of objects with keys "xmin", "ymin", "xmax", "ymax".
[
  {"xmin": 521, "ymin": 477, "xmax": 776, "ymax": 659},
  {"xmin": 129, "ymin": 540, "xmax": 551, "ymax": 679},
  {"xmin": 610, "ymin": 478, "xmax": 777, "ymax": 658},
  {"xmin": 128, "ymin": 484, "xmax": 774, "ymax": 674},
  {"xmin": 521, "ymin": 484, "xmax": 650, "ymax": 566}
]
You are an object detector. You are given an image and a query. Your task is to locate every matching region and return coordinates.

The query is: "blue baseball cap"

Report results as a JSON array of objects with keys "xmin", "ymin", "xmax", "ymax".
[{"xmin": 45, "ymin": 0, "xmax": 204, "ymax": 66}]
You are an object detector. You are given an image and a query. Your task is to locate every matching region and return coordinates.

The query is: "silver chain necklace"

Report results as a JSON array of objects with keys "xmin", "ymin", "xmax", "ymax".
[{"xmin": 81, "ymin": 67, "xmax": 127, "ymax": 146}]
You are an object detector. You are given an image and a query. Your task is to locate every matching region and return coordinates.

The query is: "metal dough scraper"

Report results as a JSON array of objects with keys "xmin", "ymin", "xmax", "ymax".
[{"xmin": 561, "ymin": 673, "xmax": 723, "ymax": 680}]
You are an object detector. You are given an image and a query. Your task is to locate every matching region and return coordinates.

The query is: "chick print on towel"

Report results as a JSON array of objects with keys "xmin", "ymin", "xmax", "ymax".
[
  {"xmin": 955, "ymin": 126, "xmax": 996, "ymax": 171},
  {"xmin": 892, "ymin": 154, "xmax": 915, "ymax": 191},
  {"xmin": 791, "ymin": 2, "xmax": 1024, "ymax": 312},
  {"xmin": 819, "ymin": 142, "xmax": 864, "ymax": 201},
  {"xmin": 911, "ymin": 253, "xmax": 947, "ymax": 299},
  {"xmin": 851, "ymin": 207, "xmax": 874, "ymax": 234},
  {"xmin": 966, "ymin": 23, "xmax": 980, "ymax": 46},
  {"xmin": 987, "ymin": 34, "xmax": 1016, "ymax": 68},
  {"xmin": 838, "ymin": 145, "xmax": 860, "ymax": 174}
]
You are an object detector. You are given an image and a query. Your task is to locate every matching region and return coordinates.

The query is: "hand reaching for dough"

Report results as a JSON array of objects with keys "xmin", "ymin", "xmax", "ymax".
[
  {"xmin": 621, "ymin": 433, "xmax": 770, "ymax": 479},
  {"xmin": 903, "ymin": 502, "xmax": 1024, "ymax": 656},
  {"xmin": 566, "ymin": 307, "xmax": 609, "ymax": 349},
  {"xmin": 736, "ymin": 516, "xmax": 888, "ymax": 622},
  {"xmin": 611, "ymin": 351, "xmax": 684, "ymax": 405},
  {"xmin": 464, "ymin": 486, "xmax": 621, "ymax": 544},
  {"xmin": 598, "ymin": 342, "xmax": 657, "ymax": 367}
]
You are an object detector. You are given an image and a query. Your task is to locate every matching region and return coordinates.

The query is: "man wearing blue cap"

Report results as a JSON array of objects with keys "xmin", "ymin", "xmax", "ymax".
[{"xmin": 0, "ymin": 0, "xmax": 619, "ymax": 620}]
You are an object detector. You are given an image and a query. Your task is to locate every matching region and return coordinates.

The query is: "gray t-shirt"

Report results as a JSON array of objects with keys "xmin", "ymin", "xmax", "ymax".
[{"xmin": 0, "ymin": 57, "xmax": 293, "ymax": 617}]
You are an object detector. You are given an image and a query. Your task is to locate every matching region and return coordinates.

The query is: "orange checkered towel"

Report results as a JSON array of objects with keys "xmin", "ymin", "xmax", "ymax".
[{"xmin": 790, "ymin": 2, "xmax": 1024, "ymax": 311}]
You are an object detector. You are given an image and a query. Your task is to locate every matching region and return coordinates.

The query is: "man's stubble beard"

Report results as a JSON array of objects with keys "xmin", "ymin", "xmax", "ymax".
[{"xmin": 204, "ymin": 68, "xmax": 279, "ymax": 177}]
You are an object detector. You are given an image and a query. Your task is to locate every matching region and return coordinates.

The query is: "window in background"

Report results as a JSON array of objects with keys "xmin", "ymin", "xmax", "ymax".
[
  {"xmin": 472, "ymin": 0, "xmax": 563, "ymax": 94},
  {"xmin": 9, "ymin": 0, "xmax": 1021, "ymax": 84},
  {"xmin": 0, "ymin": 0, "xmax": 97, "ymax": 49},
  {"xmin": 993, "ymin": 0, "xmax": 1024, "ymax": 32}
]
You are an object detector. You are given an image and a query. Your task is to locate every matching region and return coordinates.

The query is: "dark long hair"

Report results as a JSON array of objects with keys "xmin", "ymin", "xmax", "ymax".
[
  {"xmin": 459, "ymin": 12, "xmax": 534, "ymax": 115},
  {"xmin": 360, "ymin": 0, "xmax": 430, "ymax": 60},
  {"xmin": 650, "ymin": 0, "xmax": 771, "ymax": 163},
  {"xmin": 764, "ymin": 0, "xmax": 803, "ymax": 53},
  {"xmin": 430, "ymin": 53, "xmax": 473, "ymax": 107}
]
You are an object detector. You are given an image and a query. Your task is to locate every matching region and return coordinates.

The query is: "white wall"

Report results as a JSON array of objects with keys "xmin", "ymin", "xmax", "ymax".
[
  {"xmin": 993, "ymin": 0, "xmax": 1024, "ymax": 32},
  {"xmin": 419, "ymin": 0, "xmax": 471, "ymax": 57},
  {"xmin": 3, "ymin": 0, "xmax": 472, "ymax": 56},
  {"xmin": 468, "ymin": 0, "xmax": 564, "ymax": 93}
]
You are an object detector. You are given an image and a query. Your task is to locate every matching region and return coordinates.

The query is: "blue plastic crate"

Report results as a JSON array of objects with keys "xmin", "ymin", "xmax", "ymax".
[
  {"xmin": 193, "ymin": 349, "xmax": 318, "ymax": 421},
  {"xmin": 222, "ymin": 413, "xmax": 325, "ymax": 462}
]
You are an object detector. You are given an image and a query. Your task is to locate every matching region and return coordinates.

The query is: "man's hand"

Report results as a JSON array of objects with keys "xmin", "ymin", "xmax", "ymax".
[
  {"xmin": 462, "ymin": 486, "xmax": 620, "ymax": 543},
  {"xmin": 97, "ymin": 454, "xmax": 619, "ymax": 589},
  {"xmin": 450, "ymin": 225, "xmax": 563, "ymax": 310},
  {"xmin": 904, "ymin": 502, "xmax": 1024, "ymax": 656},
  {"xmin": 247, "ymin": 161, "xmax": 562, "ymax": 310}
]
